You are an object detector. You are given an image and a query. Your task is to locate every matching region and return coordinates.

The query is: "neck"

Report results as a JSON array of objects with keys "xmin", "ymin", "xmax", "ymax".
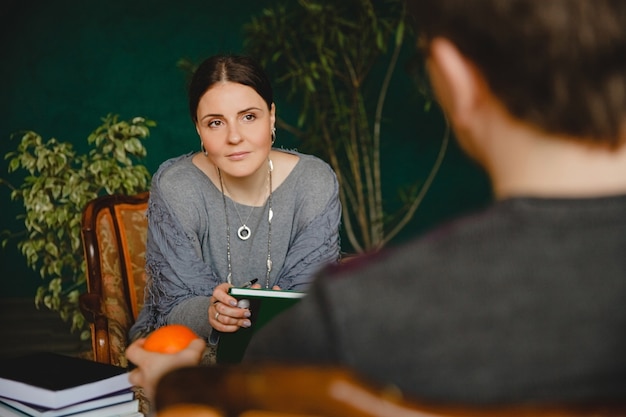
[
  {"xmin": 483, "ymin": 122, "xmax": 626, "ymax": 199},
  {"xmin": 218, "ymin": 162, "xmax": 270, "ymax": 206}
]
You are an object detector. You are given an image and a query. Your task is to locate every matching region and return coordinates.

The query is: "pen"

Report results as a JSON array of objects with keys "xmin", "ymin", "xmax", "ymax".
[{"xmin": 242, "ymin": 278, "xmax": 258, "ymax": 288}]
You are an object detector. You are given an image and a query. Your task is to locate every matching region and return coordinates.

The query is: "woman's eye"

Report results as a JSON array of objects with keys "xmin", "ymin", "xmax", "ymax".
[
  {"xmin": 208, "ymin": 120, "xmax": 222, "ymax": 128},
  {"xmin": 243, "ymin": 114, "xmax": 256, "ymax": 122}
]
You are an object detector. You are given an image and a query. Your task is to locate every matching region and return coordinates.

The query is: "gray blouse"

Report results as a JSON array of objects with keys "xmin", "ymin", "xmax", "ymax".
[{"xmin": 129, "ymin": 149, "xmax": 341, "ymax": 340}]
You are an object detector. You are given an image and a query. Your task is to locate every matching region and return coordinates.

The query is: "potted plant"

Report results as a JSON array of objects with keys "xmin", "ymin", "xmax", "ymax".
[
  {"xmin": 241, "ymin": 0, "xmax": 449, "ymax": 253},
  {"xmin": 1, "ymin": 114, "xmax": 154, "ymax": 339}
]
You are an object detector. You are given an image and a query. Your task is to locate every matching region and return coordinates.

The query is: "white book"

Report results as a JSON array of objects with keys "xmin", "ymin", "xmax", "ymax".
[
  {"xmin": 228, "ymin": 287, "xmax": 306, "ymax": 299},
  {"xmin": 0, "ymin": 399, "xmax": 139, "ymax": 417},
  {"xmin": 0, "ymin": 389, "xmax": 134, "ymax": 417},
  {"xmin": 61, "ymin": 399, "xmax": 139, "ymax": 417},
  {"xmin": 0, "ymin": 401, "xmax": 28, "ymax": 416},
  {"xmin": 0, "ymin": 352, "xmax": 132, "ymax": 409}
]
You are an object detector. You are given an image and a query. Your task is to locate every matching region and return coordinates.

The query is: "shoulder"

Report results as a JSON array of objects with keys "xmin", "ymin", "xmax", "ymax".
[
  {"xmin": 151, "ymin": 153, "xmax": 210, "ymax": 204},
  {"xmin": 297, "ymin": 154, "xmax": 338, "ymax": 200},
  {"xmin": 281, "ymin": 150, "xmax": 337, "ymax": 185},
  {"xmin": 298, "ymin": 153, "xmax": 337, "ymax": 178},
  {"xmin": 323, "ymin": 203, "xmax": 504, "ymax": 284},
  {"xmin": 153, "ymin": 153, "xmax": 199, "ymax": 187},
  {"xmin": 271, "ymin": 149, "xmax": 338, "ymax": 194},
  {"xmin": 155, "ymin": 153, "xmax": 195, "ymax": 177}
]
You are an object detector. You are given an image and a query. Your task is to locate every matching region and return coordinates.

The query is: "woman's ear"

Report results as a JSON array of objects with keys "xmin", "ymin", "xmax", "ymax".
[{"xmin": 427, "ymin": 37, "xmax": 485, "ymax": 129}]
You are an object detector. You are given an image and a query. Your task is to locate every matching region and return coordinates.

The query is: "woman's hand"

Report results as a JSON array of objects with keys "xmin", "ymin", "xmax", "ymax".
[
  {"xmin": 209, "ymin": 282, "xmax": 252, "ymax": 331},
  {"xmin": 126, "ymin": 337, "xmax": 205, "ymax": 403}
]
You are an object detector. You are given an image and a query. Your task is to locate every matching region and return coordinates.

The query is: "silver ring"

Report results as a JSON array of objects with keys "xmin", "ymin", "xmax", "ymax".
[{"xmin": 215, "ymin": 312, "xmax": 220, "ymax": 320}]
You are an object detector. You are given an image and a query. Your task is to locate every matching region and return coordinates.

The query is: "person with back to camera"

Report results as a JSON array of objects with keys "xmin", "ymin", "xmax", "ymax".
[
  {"xmin": 125, "ymin": 54, "xmax": 342, "ymax": 393},
  {"xmin": 127, "ymin": 0, "xmax": 626, "ymax": 405},
  {"xmin": 241, "ymin": 0, "xmax": 626, "ymax": 404}
]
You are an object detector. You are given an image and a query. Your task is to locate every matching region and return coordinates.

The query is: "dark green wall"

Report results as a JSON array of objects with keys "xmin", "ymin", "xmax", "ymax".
[{"xmin": 0, "ymin": 0, "xmax": 491, "ymax": 298}]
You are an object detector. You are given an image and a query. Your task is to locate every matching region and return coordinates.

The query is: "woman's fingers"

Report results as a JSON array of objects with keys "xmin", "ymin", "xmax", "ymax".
[
  {"xmin": 211, "ymin": 282, "xmax": 237, "ymax": 306},
  {"xmin": 210, "ymin": 299, "xmax": 251, "ymax": 330}
]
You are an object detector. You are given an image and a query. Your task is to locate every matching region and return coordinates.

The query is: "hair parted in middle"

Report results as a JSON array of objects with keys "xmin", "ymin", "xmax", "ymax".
[{"xmin": 188, "ymin": 54, "xmax": 274, "ymax": 124}]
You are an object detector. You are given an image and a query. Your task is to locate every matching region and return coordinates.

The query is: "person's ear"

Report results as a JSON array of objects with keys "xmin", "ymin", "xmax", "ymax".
[{"xmin": 427, "ymin": 37, "xmax": 484, "ymax": 129}]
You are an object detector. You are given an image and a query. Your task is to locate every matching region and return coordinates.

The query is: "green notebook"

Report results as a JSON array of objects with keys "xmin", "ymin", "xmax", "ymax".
[{"xmin": 215, "ymin": 287, "xmax": 306, "ymax": 364}]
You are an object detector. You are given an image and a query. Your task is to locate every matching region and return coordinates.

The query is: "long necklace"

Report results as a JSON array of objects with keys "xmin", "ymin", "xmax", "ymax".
[{"xmin": 218, "ymin": 159, "xmax": 274, "ymax": 288}]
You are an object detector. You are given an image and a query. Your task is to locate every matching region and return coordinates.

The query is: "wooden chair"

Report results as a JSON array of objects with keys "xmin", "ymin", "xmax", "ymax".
[
  {"xmin": 79, "ymin": 192, "xmax": 150, "ymax": 367},
  {"xmin": 154, "ymin": 364, "xmax": 626, "ymax": 417}
]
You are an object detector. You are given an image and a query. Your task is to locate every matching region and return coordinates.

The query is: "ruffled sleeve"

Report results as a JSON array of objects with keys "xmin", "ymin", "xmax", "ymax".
[
  {"xmin": 275, "ymin": 168, "xmax": 342, "ymax": 290},
  {"xmin": 129, "ymin": 155, "xmax": 221, "ymax": 340}
]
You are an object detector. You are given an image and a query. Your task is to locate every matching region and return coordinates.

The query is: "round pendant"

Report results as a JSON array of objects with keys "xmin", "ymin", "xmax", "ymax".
[{"xmin": 237, "ymin": 225, "xmax": 251, "ymax": 240}]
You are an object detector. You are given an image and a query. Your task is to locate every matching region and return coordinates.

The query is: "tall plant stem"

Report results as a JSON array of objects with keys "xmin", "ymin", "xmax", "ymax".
[{"xmin": 372, "ymin": 18, "xmax": 405, "ymax": 246}]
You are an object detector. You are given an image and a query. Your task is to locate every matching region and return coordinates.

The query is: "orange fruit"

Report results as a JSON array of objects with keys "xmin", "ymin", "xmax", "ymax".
[{"xmin": 143, "ymin": 324, "xmax": 199, "ymax": 354}]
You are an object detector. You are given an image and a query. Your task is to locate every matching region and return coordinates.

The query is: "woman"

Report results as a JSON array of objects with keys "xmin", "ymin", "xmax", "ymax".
[{"xmin": 128, "ymin": 54, "xmax": 341, "ymax": 342}]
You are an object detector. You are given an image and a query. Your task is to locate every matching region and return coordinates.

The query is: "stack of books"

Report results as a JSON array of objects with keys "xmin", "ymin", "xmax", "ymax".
[{"xmin": 0, "ymin": 352, "xmax": 142, "ymax": 416}]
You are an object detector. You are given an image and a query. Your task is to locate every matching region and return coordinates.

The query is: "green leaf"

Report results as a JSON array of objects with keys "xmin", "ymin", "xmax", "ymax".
[
  {"xmin": 45, "ymin": 242, "xmax": 59, "ymax": 257},
  {"xmin": 1, "ymin": 114, "xmax": 154, "ymax": 336}
]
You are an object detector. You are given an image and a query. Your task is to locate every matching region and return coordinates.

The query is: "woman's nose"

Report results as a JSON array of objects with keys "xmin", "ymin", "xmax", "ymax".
[{"xmin": 227, "ymin": 126, "xmax": 243, "ymax": 144}]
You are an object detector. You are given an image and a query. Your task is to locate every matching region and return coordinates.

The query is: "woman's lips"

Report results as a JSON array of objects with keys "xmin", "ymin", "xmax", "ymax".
[{"xmin": 227, "ymin": 152, "xmax": 249, "ymax": 161}]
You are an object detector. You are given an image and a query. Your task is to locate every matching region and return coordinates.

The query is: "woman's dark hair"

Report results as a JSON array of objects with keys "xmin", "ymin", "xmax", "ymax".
[
  {"xmin": 188, "ymin": 54, "xmax": 274, "ymax": 123},
  {"xmin": 408, "ymin": 0, "xmax": 626, "ymax": 144}
]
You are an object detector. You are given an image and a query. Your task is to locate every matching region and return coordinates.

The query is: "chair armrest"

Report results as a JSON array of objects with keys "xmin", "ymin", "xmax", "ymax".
[
  {"xmin": 79, "ymin": 292, "xmax": 111, "ymax": 363},
  {"xmin": 79, "ymin": 292, "xmax": 103, "ymax": 323}
]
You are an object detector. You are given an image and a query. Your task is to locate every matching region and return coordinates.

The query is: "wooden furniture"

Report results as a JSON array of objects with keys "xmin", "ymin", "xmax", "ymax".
[
  {"xmin": 154, "ymin": 364, "xmax": 626, "ymax": 417},
  {"xmin": 79, "ymin": 192, "xmax": 150, "ymax": 366}
]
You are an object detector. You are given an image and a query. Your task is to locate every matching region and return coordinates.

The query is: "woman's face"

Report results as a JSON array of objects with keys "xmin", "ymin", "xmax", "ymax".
[{"xmin": 196, "ymin": 81, "xmax": 275, "ymax": 178}]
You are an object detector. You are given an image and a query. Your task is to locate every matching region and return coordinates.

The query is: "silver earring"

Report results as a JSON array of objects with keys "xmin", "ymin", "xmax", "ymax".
[
  {"xmin": 271, "ymin": 127, "xmax": 276, "ymax": 145},
  {"xmin": 201, "ymin": 143, "xmax": 208, "ymax": 156}
]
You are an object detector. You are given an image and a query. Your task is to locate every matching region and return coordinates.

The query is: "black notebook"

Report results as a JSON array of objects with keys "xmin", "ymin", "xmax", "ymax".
[
  {"xmin": 215, "ymin": 288, "xmax": 306, "ymax": 364},
  {"xmin": 0, "ymin": 352, "xmax": 132, "ymax": 409}
]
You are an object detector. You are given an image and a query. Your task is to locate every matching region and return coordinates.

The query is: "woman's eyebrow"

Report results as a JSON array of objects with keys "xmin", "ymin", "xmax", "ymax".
[
  {"xmin": 200, "ymin": 113, "xmax": 223, "ymax": 121},
  {"xmin": 238, "ymin": 106, "xmax": 263, "ymax": 114}
]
